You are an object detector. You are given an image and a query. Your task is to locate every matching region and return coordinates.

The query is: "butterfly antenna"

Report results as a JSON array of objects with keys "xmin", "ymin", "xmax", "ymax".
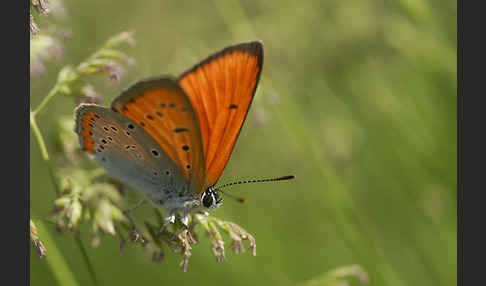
[
  {"xmin": 215, "ymin": 175, "xmax": 296, "ymax": 190},
  {"xmin": 214, "ymin": 175, "xmax": 295, "ymax": 204}
]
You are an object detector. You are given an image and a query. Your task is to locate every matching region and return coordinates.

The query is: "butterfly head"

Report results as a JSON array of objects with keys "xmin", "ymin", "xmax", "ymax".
[{"xmin": 201, "ymin": 186, "xmax": 223, "ymax": 210}]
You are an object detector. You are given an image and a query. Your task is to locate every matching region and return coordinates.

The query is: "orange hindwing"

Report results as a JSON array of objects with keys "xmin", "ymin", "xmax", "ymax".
[{"xmin": 111, "ymin": 78, "xmax": 206, "ymax": 192}]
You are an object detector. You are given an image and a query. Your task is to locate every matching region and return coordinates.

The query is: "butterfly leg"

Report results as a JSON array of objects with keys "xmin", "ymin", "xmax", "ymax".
[
  {"xmin": 171, "ymin": 227, "xmax": 187, "ymax": 240},
  {"xmin": 171, "ymin": 222, "xmax": 188, "ymax": 240},
  {"xmin": 159, "ymin": 212, "xmax": 176, "ymax": 234},
  {"xmin": 165, "ymin": 213, "xmax": 176, "ymax": 224},
  {"xmin": 180, "ymin": 214, "xmax": 189, "ymax": 228},
  {"xmin": 123, "ymin": 198, "xmax": 146, "ymax": 214},
  {"xmin": 167, "ymin": 212, "xmax": 191, "ymax": 240}
]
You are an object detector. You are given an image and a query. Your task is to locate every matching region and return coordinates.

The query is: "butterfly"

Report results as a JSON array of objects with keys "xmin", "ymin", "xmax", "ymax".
[{"xmin": 74, "ymin": 41, "xmax": 294, "ymax": 224}]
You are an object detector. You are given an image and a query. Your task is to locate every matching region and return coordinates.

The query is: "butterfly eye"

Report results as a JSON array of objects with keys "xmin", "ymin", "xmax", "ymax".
[{"xmin": 201, "ymin": 188, "xmax": 214, "ymax": 208}]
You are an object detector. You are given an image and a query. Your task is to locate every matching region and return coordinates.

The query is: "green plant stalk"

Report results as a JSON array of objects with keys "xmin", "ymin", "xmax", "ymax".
[
  {"xmin": 73, "ymin": 236, "xmax": 98, "ymax": 286},
  {"xmin": 31, "ymin": 30, "xmax": 136, "ymax": 285},
  {"xmin": 33, "ymin": 219, "xmax": 81, "ymax": 286},
  {"xmin": 33, "ymin": 84, "xmax": 61, "ymax": 115},
  {"xmin": 30, "ymin": 109, "xmax": 60, "ymax": 197},
  {"xmin": 31, "ymin": 105, "xmax": 99, "ymax": 286}
]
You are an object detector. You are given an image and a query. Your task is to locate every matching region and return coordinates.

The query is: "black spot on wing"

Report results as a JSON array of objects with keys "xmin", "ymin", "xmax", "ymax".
[{"xmin": 174, "ymin": 127, "xmax": 188, "ymax": 133}]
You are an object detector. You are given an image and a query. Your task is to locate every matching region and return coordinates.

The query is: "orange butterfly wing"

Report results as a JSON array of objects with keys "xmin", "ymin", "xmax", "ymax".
[
  {"xmin": 178, "ymin": 41, "xmax": 263, "ymax": 186},
  {"xmin": 111, "ymin": 77, "xmax": 207, "ymax": 193}
]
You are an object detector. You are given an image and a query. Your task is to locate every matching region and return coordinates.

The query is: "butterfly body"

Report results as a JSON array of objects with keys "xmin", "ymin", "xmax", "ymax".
[{"xmin": 75, "ymin": 42, "xmax": 263, "ymax": 220}]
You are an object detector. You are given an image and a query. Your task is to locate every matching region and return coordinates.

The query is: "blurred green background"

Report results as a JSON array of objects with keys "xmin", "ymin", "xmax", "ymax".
[{"xmin": 30, "ymin": 0, "xmax": 456, "ymax": 285}]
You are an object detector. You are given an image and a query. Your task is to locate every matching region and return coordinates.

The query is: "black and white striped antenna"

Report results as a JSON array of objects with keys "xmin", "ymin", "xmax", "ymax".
[{"xmin": 213, "ymin": 175, "xmax": 295, "ymax": 204}]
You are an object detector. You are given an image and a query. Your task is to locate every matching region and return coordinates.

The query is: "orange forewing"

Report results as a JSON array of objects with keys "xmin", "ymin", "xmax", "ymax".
[
  {"xmin": 178, "ymin": 41, "xmax": 263, "ymax": 186},
  {"xmin": 111, "ymin": 78, "xmax": 205, "ymax": 190}
]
